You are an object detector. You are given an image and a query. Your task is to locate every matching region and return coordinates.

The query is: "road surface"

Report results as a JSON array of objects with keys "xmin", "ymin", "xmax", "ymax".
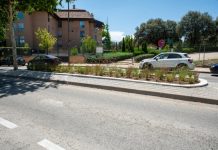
[{"xmin": 0, "ymin": 76, "xmax": 218, "ymax": 150}]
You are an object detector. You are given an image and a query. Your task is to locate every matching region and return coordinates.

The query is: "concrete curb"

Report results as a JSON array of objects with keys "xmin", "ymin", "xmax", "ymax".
[
  {"xmin": 53, "ymin": 72, "xmax": 208, "ymax": 88},
  {"xmin": 0, "ymin": 71, "xmax": 217, "ymax": 105}
]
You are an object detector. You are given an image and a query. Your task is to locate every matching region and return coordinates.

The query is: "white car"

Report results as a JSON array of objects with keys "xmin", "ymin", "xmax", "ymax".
[{"xmin": 139, "ymin": 52, "xmax": 195, "ymax": 69}]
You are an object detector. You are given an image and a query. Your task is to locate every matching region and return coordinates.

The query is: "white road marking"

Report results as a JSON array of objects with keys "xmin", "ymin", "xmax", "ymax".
[
  {"xmin": 38, "ymin": 139, "xmax": 65, "ymax": 150},
  {"xmin": 39, "ymin": 99, "xmax": 64, "ymax": 107},
  {"xmin": 0, "ymin": 117, "xmax": 18, "ymax": 129}
]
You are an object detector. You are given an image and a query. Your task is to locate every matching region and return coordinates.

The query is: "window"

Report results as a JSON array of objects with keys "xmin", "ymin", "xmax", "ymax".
[
  {"xmin": 19, "ymin": 36, "xmax": 25, "ymax": 44},
  {"xmin": 80, "ymin": 31, "xmax": 85, "ymax": 38},
  {"xmin": 17, "ymin": 23, "xmax": 24, "ymax": 31},
  {"xmin": 157, "ymin": 54, "xmax": 168, "ymax": 59},
  {"xmin": 57, "ymin": 40, "xmax": 62, "ymax": 48},
  {"xmin": 58, "ymin": 20, "xmax": 62, "ymax": 28},
  {"xmin": 15, "ymin": 36, "xmax": 25, "ymax": 46},
  {"xmin": 57, "ymin": 31, "xmax": 62, "ymax": 37},
  {"xmin": 168, "ymin": 54, "xmax": 182, "ymax": 59},
  {"xmin": 80, "ymin": 21, "xmax": 85, "ymax": 29}
]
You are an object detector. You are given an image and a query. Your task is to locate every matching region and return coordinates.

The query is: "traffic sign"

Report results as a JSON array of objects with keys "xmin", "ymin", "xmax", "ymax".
[{"xmin": 158, "ymin": 39, "xmax": 165, "ymax": 48}]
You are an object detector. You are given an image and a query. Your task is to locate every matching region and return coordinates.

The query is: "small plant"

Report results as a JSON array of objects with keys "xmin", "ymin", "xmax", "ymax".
[
  {"xmin": 77, "ymin": 67, "xmax": 86, "ymax": 74},
  {"xmin": 71, "ymin": 47, "xmax": 78, "ymax": 56},
  {"xmin": 126, "ymin": 67, "xmax": 134, "ymax": 78},
  {"xmin": 166, "ymin": 74, "xmax": 174, "ymax": 82}
]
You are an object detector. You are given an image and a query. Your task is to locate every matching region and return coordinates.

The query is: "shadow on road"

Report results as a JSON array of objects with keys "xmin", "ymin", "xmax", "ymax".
[
  {"xmin": 211, "ymin": 74, "xmax": 218, "ymax": 77},
  {"xmin": 0, "ymin": 76, "xmax": 59, "ymax": 99}
]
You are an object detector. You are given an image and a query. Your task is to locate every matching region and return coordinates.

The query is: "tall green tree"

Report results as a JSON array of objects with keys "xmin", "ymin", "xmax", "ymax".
[
  {"xmin": 0, "ymin": 0, "xmax": 8, "ymax": 41},
  {"xmin": 35, "ymin": 28, "xmax": 57, "ymax": 54},
  {"xmin": 124, "ymin": 35, "xmax": 134, "ymax": 52},
  {"xmin": 122, "ymin": 37, "xmax": 126, "ymax": 52},
  {"xmin": 0, "ymin": 0, "xmax": 59, "ymax": 70},
  {"xmin": 134, "ymin": 18, "xmax": 179, "ymax": 47},
  {"xmin": 177, "ymin": 11, "xmax": 216, "ymax": 47},
  {"xmin": 102, "ymin": 23, "xmax": 111, "ymax": 50}
]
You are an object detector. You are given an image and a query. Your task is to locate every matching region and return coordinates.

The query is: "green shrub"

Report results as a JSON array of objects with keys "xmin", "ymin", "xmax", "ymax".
[
  {"xmin": 86, "ymin": 52, "xmax": 133, "ymax": 63},
  {"xmin": 182, "ymin": 48, "xmax": 196, "ymax": 53},
  {"xmin": 71, "ymin": 47, "xmax": 78, "ymax": 56},
  {"xmin": 81, "ymin": 36, "xmax": 96, "ymax": 54},
  {"xmin": 147, "ymin": 48, "xmax": 161, "ymax": 55},
  {"xmin": 134, "ymin": 54, "xmax": 155, "ymax": 62},
  {"xmin": 133, "ymin": 48, "xmax": 144, "ymax": 56},
  {"xmin": 166, "ymin": 74, "xmax": 174, "ymax": 82}
]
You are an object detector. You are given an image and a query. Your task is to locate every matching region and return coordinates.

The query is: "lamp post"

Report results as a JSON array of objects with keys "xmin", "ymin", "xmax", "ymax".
[{"xmin": 67, "ymin": 0, "xmax": 76, "ymax": 64}]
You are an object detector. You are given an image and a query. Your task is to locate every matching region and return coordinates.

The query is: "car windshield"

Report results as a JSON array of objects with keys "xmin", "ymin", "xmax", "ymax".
[{"xmin": 184, "ymin": 54, "xmax": 190, "ymax": 58}]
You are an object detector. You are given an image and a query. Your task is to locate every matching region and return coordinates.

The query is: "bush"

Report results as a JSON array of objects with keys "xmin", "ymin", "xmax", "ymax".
[
  {"xmin": 147, "ymin": 48, "xmax": 161, "ymax": 55},
  {"xmin": 181, "ymin": 48, "xmax": 196, "ymax": 53},
  {"xmin": 86, "ymin": 52, "xmax": 133, "ymax": 63},
  {"xmin": 133, "ymin": 48, "xmax": 144, "ymax": 56},
  {"xmin": 81, "ymin": 36, "xmax": 96, "ymax": 54},
  {"xmin": 71, "ymin": 47, "xmax": 78, "ymax": 56},
  {"xmin": 134, "ymin": 54, "xmax": 155, "ymax": 62}
]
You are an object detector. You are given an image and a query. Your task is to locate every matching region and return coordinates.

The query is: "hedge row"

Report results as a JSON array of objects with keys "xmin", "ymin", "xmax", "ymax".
[{"xmin": 86, "ymin": 52, "xmax": 133, "ymax": 63}]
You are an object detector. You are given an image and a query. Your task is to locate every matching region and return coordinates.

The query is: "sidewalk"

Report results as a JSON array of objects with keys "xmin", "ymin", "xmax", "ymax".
[{"xmin": 0, "ymin": 68, "xmax": 217, "ymax": 105}]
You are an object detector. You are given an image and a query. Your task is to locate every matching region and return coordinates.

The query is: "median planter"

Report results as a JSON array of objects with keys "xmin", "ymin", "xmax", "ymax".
[
  {"xmin": 70, "ymin": 55, "xmax": 86, "ymax": 64},
  {"xmin": 54, "ymin": 66, "xmax": 200, "ymax": 85}
]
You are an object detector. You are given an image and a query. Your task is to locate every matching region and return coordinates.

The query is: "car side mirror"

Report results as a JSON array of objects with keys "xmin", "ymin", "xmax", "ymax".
[{"xmin": 155, "ymin": 57, "xmax": 158, "ymax": 61}]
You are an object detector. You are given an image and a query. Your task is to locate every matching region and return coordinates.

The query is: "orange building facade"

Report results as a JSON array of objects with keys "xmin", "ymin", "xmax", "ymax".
[{"xmin": 8, "ymin": 9, "xmax": 104, "ymax": 56}]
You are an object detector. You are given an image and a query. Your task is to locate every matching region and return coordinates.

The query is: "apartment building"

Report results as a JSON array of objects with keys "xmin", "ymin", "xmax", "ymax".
[{"xmin": 8, "ymin": 8, "xmax": 104, "ymax": 56}]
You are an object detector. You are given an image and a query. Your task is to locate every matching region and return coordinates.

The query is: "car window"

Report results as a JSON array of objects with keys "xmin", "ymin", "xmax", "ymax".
[
  {"xmin": 157, "ymin": 54, "xmax": 168, "ymax": 59},
  {"xmin": 168, "ymin": 54, "xmax": 182, "ymax": 59}
]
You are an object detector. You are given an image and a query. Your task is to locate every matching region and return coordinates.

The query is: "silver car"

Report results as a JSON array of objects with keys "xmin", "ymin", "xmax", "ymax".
[{"xmin": 139, "ymin": 52, "xmax": 195, "ymax": 69}]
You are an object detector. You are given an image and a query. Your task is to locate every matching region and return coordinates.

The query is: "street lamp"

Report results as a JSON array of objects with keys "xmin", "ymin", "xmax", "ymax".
[{"xmin": 67, "ymin": 0, "xmax": 76, "ymax": 64}]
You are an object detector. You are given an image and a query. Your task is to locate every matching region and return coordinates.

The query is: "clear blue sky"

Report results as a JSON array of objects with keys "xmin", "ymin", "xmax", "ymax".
[{"xmin": 60, "ymin": 0, "xmax": 218, "ymax": 41}]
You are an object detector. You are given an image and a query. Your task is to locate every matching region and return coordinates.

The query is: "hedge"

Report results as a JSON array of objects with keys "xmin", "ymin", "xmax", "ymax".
[{"xmin": 86, "ymin": 52, "xmax": 133, "ymax": 63}]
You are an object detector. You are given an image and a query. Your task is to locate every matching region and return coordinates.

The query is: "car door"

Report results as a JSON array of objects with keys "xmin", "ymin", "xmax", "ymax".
[
  {"xmin": 153, "ymin": 53, "xmax": 169, "ymax": 68},
  {"xmin": 167, "ymin": 54, "xmax": 182, "ymax": 68}
]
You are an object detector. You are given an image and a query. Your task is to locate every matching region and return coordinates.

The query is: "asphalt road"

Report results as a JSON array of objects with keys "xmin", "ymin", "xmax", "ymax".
[
  {"xmin": 0, "ymin": 76, "xmax": 218, "ymax": 150},
  {"xmin": 199, "ymin": 73, "xmax": 218, "ymax": 83}
]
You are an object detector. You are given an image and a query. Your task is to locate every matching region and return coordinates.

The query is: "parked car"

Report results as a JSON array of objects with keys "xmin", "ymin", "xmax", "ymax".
[
  {"xmin": 210, "ymin": 64, "xmax": 218, "ymax": 74},
  {"xmin": 0, "ymin": 56, "xmax": 26, "ymax": 66},
  {"xmin": 27, "ymin": 54, "xmax": 61, "ymax": 71},
  {"xmin": 139, "ymin": 52, "xmax": 195, "ymax": 70}
]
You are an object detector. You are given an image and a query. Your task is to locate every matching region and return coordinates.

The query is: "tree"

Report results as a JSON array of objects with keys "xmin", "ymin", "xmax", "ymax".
[
  {"xmin": 141, "ymin": 42, "xmax": 147, "ymax": 53},
  {"xmin": 35, "ymin": 28, "xmax": 57, "ymax": 54},
  {"xmin": 122, "ymin": 37, "xmax": 126, "ymax": 52},
  {"xmin": 102, "ymin": 23, "xmax": 111, "ymax": 50},
  {"xmin": 177, "ymin": 11, "xmax": 216, "ymax": 47},
  {"xmin": 0, "ymin": 0, "xmax": 8, "ymax": 41},
  {"xmin": 124, "ymin": 35, "xmax": 134, "ymax": 52},
  {"xmin": 81, "ymin": 36, "xmax": 97, "ymax": 54},
  {"xmin": 134, "ymin": 18, "xmax": 179, "ymax": 47},
  {"xmin": 1, "ymin": 0, "xmax": 59, "ymax": 70}
]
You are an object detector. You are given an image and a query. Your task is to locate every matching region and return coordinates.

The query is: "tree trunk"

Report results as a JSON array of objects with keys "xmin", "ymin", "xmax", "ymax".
[{"xmin": 9, "ymin": 0, "xmax": 18, "ymax": 70}]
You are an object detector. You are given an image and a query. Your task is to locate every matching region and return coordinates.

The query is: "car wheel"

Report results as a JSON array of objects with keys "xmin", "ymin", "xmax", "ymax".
[
  {"xmin": 143, "ymin": 63, "xmax": 153, "ymax": 69},
  {"xmin": 177, "ymin": 63, "xmax": 188, "ymax": 69}
]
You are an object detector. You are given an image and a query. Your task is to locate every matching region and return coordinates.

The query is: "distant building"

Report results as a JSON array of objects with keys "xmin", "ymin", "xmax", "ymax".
[{"xmin": 6, "ymin": 8, "xmax": 104, "ymax": 56}]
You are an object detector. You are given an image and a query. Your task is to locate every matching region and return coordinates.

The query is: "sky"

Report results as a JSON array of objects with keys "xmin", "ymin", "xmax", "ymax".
[{"xmin": 59, "ymin": 0, "xmax": 218, "ymax": 42}]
